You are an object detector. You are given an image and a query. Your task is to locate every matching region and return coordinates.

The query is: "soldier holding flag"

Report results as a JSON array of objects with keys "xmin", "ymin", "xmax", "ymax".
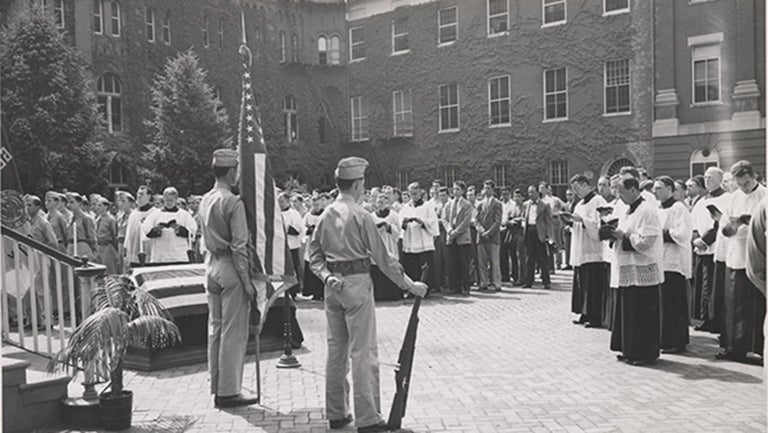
[{"xmin": 308, "ymin": 157, "xmax": 427, "ymax": 433}]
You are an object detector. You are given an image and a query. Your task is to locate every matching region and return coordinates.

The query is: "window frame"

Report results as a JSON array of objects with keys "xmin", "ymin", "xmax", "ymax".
[
  {"xmin": 493, "ymin": 164, "xmax": 509, "ymax": 188},
  {"xmin": 548, "ymin": 160, "xmax": 569, "ymax": 192},
  {"xmin": 279, "ymin": 31, "xmax": 287, "ymax": 63},
  {"xmin": 218, "ymin": 17, "xmax": 224, "ymax": 49},
  {"xmin": 603, "ymin": 0, "xmax": 630, "ymax": 16},
  {"xmin": 202, "ymin": 14, "xmax": 210, "ymax": 48},
  {"xmin": 350, "ymin": 96, "xmax": 369, "ymax": 142},
  {"xmin": 97, "ymin": 73, "xmax": 123, "ymax": 134},
  {"xmin": 443, "ymin": 166, "xmax": 457, "ymax": 187},
  {"xmin": 690, "ymin": 148, "xmax": 719, "ymax": 177},
  {"xmin": 487, "ymin": 0, "xmax": 509, "ymax": 37},
  {"xmin": 283, "ymin": 95, "xmax": 299, "ymax": 143},
  {"xmin": 391, "ymin": 17, "xmax": 410, "ymax": 55},
  {"xmin": 604, "ymin": 59, "xmax": 631, "ymax": 115},
  {"xmin": 162, "ymin": 12, "xmax": 171, "ymax": 44},
  {"xmin": 691, "ymin": 44, "xmax": 722, "ymax": 106},
  {"xmin": 93, "ymin": 0, "xmax": 103, "ymax": 34},
  {"xmin": 145, "ymin": 7, "xmax": 155, "ymax": 42},
  {"xmin": 349, "ymin": 26, "xmax": 366, "ymax": 62},
  {"xmin": 53, "ymin": 0, "xmax": 64, "ymax": 28},
  {"xmin": 542, "ymin": 0, "xmax": 566, "ymax": 27},
  {"xmin": 438, "ymin": 83, "xmax": 460, "ymax": 133},
  {"xmin": 543, "ymin": 67, "xmax": 568, "ymax": 122},
  {"xmin": 109, "ymin": 1, "xmax": 120, "ymax": 37},
  {"xmin": 398, "ymin": 171, "xmax": 411, "ymax": 191},
  {"xmin": 438, "ymin": 6, "xmax": 458, "ymax": 46},
  {"xmin": 291, "ymin": 33, "xmax": 299, "ymax": 63},
  {"xmin": 392, "ymin": 90, "xmax": 413, "ymax": 137},
  {"xmin": 318, "ymin": 35, "xmax": 328, "ymax": 65},
  {"xmin": 329, "ymin": 35, "xmax": 341, "ymax": 64},
  {"xmin": 488, "ymin": 75, "xmax": 511, "ymax": 127}
]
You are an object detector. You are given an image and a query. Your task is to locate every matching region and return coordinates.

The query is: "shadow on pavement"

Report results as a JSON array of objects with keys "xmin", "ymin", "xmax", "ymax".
[
  {"xmin": 648, "ymin": 358, "xmax": 764, "ymax": 384},
  {"xmin": 225, "ymin": 407, "xmax": 332, "ymax": 431},
  {"xmin": 31, "ymin": 415, "xmax": 199, "ymax": 433}
]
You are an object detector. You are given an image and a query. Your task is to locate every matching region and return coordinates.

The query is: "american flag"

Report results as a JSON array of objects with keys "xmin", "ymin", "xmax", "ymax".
[{"xmin": 237, "ymin": 39, "xmax": 297, "ymax": 290}]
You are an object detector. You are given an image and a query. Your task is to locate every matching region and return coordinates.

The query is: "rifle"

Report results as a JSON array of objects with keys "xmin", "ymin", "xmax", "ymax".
[{"xmin": 387, "ymin": 263, "xmax": 428, "ymax": 430}]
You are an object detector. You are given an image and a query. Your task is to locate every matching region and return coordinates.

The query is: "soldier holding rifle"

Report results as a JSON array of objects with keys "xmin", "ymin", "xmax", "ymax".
[{"xmin": 308, "ymin": 157, "xmax": 427, "ymax": 433}]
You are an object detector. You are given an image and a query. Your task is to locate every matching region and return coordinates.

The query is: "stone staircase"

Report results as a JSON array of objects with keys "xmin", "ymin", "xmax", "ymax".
[{"xmin": 2, "ymin": 346, "xmax": 70, "ymax": 433}]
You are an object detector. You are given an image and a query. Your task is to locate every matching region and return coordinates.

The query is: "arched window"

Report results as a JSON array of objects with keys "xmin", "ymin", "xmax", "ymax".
[
  {"xmin": 283, "ymin": 95, "xmax": 298, "ymax": 142},
  {"xmin": 690, "ymin": 148, "xmax": 719, "ymax": 177},
  {"xmin": 202, "ymin": 14, "xmax": 209, "ymax": 47},
  {"xmin": 97, "ymin": 73, "xmax": 122, "ymax": 133},
  {"xmin": 291, "ymin": 33, "xmax": 299, "ymax": 62},
  {"xmin": 278, "ymin": 31, "xmax": 286, "ymax": 63},
  {"xmin": 606, "ymin": 157, "xmax": 634, "ymax": 176},
  {"xmin": 329, "ymin": 35, "xmax": 341, "ymax": 64},
  {"xmin": 109, "ymin": 160, "xmax": 129, "ymax": 188},
  {"xmin": 318, "ymin": 35, "xmax": 328, "ymax": 65},
  {"xmin": 109, "ymin": 1, "xmax": 120, "ymax": 36},
  {"xmin": 162, "ymin": 11, "xmax": 171, "ymax": 44}
]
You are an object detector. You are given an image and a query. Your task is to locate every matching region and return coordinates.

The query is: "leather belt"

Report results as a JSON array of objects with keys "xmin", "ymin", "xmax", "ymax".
[{"xmin": 327, "ymin": 258, "xmax": 371, "ymax": 276}]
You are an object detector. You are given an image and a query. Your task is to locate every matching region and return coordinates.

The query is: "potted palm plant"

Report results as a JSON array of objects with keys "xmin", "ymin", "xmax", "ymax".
[{"xmin": 48, "ymin": 275, "xmax": 181, "ymax": 430}]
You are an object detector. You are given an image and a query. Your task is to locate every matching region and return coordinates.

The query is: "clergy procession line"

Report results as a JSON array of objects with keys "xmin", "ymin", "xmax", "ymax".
[{"xmin": 11, "ymin": 154, "xmax": 766, "ymax": 432}]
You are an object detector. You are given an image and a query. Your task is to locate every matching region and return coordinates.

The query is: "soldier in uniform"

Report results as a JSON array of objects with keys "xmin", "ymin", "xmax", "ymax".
[
  {"xmin": 308, "ymin": 157, "xmax": 427, "ymax": 433},
  {"xmin": 198, "ymin": 149, "xmax": 259, "ymax": 408}
]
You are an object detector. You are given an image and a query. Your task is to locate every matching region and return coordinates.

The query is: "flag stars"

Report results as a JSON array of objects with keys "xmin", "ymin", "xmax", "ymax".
[
  {"xmin": 244, "ymin": 72, "xmax": 251, "ymax": 79},
  {"xmin": 247, "ymin": 125, "xmax": 254, "ymax": 132},
  {"xmin": 246, "ymin": 115, "xmax": 253, "ymax": 121},
  {"xmin": 247, "ymin": 136, "xmax": 254, "ymax": 143},
  {"xmin": 245, "ymin": 83, "xmax": 251, "ymax": 89},
  {"xmin": 246, "ymin": 104, "xmax": 253, "ymax": 111}
]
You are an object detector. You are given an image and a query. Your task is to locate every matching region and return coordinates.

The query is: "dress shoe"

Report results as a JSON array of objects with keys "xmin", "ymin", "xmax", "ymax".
[
  {"xmin": 478, "ymin": 286, "xmax": 488, "ymax": 291},
  {"xmin": 573, "ymin": 315, "xmax": 587, "ymax": 325},
  {"xmin": 329, "ymin": 414, "xmax": 353, "ymax": 429},
  {"xmin": 584, "ymin": 322, "xmax": 601, "ymax": 329},
  {"xmin": 661, "ymin": 346, "xmax": 685, "ymax": 354},
  {"xmin": 543, "ymin": 284, "xmax": 551, "ymax": 290},
  {"xmin": 616, "ymin": 354, "xmax": 627, "ymax": 362},
  {"xmin": 716, "ymin": 351, "xmax": 747, "ymax": 361},
  {"xmin": 214, "ymin": 393, "xmax": 259, "ymax": 408},
  {"xmin": 494, "ymin": 286, "xmax": 502, "ymax": 292},
  {"xmin": 358, "ymin": 421, "xmax": 390, "ymax": 433},
  {"xmin": 522, "ymin": 284, "xmax": 532, "ymax": 288},
  {"xmin": 628, "ymin": 359, "xmax": 655, "ymax": 366}
]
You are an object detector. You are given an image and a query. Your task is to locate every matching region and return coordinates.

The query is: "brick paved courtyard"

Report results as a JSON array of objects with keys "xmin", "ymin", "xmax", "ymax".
[{"xmin": 30, "ymin": 271, "xmax": 767, "ymax": 433}]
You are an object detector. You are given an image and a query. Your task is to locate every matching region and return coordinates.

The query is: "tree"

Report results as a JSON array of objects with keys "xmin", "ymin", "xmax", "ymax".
[
  {"xmin": 1, "ymin": 7, "xmax": 104, "ymax": 194},
  {"xmin": 144, "ymin": 50, "xmax": 230, "ymax": 196}
]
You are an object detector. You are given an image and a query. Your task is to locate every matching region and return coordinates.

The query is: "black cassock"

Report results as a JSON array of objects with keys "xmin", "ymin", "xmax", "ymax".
[{"xmin": 610, "ymin": 285, "xmax": 661, "ymax": 362}]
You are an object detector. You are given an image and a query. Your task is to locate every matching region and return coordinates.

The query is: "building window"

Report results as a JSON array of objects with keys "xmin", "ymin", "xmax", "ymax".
[
  {"xmin": 53, "ymin": 0, "xmax": 64, "ymax": 28},
  {"xmin": 392, "ymin": 17, "xmax": 409, "ymax": 54},
  {"xmin": 692, "ymin": 44, "xmax": 720, "ymax": 104},
  {"xmin": 489, "ymin": 75, "xmax": 511, "ymax": 126},
  {"xmin": 218, "ymin": 18, "xmax": 224, "ymax": 49},
  {"xmin": 350, "ymin": 27, "xmax": 366, "ymax": 61},
  {"xmin": 544, "ymin": 67, "xmax": 567, "ymax": 120},
  {"xmin": 606, "ymin": 157, "xmax": 634, "ymax": 176},
  {"xmin": 145, "ymin": 8, "xmax": 155, "ymax": 42},
  {"xmin": 329, "ymin": 35, "xmax": 341, "ymax": 64},
  {"xmin": 690, "ymin": 148, "xmax": 719, "ymax": 177},
  {"xmin": 605, "ymin": 59, "xmax": 630, "ymax": 114},
  {"xmin": 93, "ymin": 0, "xmax": 103, "ymax": 34},
  {"xmin": 543, "ymin": 0, "xmax": 566, "ymax": 26},
  {"xmin": 109, "ymin": 161, "xmax": 129, "ymax": 188},
  {"xmin": 279, "ymin": 31, "xmax": 286, "ymax": 63},
  {"xmin": 283, "ymin": 95, "xmax": 298, "ymax": 142},
  {"xmin": 202, "ymin": 15, "xmax": 209, "ymax": 47},
  {"xmin": 488, "ymin": 0, "xmax": 508, "ymax": 36},
  {"xmin": 604, "ymin": 0, "xmax": 629, "ymax": 15},
  {"xmin": 109, "ymin": 1, "xmax": 120, "ymax": 36},
  {"xmin": 162, "ymin": 12, "xmax": 171, "ymax": 44},
  {"xmin": 398, "ymin": 171, "xmax": 411, "ymax": 191},
  {"xmin": 291, "ymin": 33, "xmax": 299, "ymax": 62},
  {"xmin": 318, "ymin": 117, "xmax": 326, "ymax": 144},
  {"xmin": 392, "ymin": 90, "xmax": 413, "ymax": 137},
  {"xmin": 493, "ymin": 164, "xmax": 509, "ymax": 188},
  {"xmin": 439, "ymin": 83, "xmax": 459, "ymax": 132},
  {"xmin": 97, "ymin": 73, "xmax": 122, "ymax": 133},
  {"xmin": 318, "ymin": 35, "xmax": 328, "ymax": 65},
  {"xmin": 549, "ymin": 160, "xmax": 569, "ymax": 196},
  {"xmin": 350, "ymin": 97, "xmax": 369, "ymax": 142},
  {"xmin": 443, "ymin": 166, "xmax": 456, "ymax": 187},
  {"xmin": 438, "ymin": 7, "xmax": 458, "ymax": 45}
]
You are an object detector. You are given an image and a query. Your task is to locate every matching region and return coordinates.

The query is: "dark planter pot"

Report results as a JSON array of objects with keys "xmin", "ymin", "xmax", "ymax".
[{"xmin": 99, "ymin": 390, "xmax": 133, "ymax": 431}]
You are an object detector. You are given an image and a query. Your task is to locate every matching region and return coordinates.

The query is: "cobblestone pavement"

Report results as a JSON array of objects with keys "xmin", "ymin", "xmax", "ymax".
[{"xmin": 31, "ymin": 271, "xmax": 766, "ymax": 433}]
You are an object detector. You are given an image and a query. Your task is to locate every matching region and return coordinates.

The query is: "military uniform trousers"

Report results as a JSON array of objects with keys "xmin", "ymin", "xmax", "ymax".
[
  {"xmin": 325, "ymin": 272, "xmax": 383, "ymax": 428},
  {"xmin": 205, "ymin": 255, "xmax": 250, "ymax": 397}
]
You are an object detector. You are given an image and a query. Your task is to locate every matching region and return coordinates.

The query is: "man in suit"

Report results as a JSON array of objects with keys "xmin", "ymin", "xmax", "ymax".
[
  {"xmin": 476, "ymin": 180, "xmax": 503, "ymax": 291},
  {"xmin": 444, "ymin": 181, "xmax": 473, "ymax": 295},
  {"xmin": 523, "ymin": 185, "xmax": 554, "ymax": 289}
]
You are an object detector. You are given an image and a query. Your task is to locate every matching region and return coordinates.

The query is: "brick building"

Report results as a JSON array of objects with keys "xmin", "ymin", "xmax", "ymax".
[
  {"xmin": 343, "ymin": 0, "xmax": 655, "ymax": 194},
  {"xmin": 2, "ymin": 0, "xmax": 350, "ymax": 195},
  {"xmin": 652, "ymin": 0, "xmax": 766, "ymax": 179}
]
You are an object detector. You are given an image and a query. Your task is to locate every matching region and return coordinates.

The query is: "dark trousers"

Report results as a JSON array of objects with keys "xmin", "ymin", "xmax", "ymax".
[
  {"xmin": 510, "ymin": 232, "xmax": 526, "ymax": 283},
  {"xmin": 289, "ymin": 248, "xmax": 301, "ymax": 297},
  {"xmin": 711, "ymin": 260, "xmax": 727, "ymax": 334},
  {"xmin": 524, "ymin": 227, "xmax": 550, "ymax": 286},
  {"xmin": 722, "ymin": 268, "xmax": 766, "ymax": 356},
  {"xmin": 447, "ymin": 243, "xmax": 471, "ymax": 294},
  {"xmin": 692, "ymin": 254, "xmax": 715, "ymax": 326},
  {"xmin": 610, "ymin": 285, "xmax": 661, "ymax": 362},
  {"xmin": 434, "ymin": 228, "xmax": 449, "ymax": 290},
  {"xmin": 500, "ymin": 238, "xmax": 512, "ymax": 282},
  {"xmin": 660, "ymin": 272, "xmax": 690, "ymax": 351},
  {"xmin": 401, "ymin": 251, "xmax": 434, "ymax": 290}
]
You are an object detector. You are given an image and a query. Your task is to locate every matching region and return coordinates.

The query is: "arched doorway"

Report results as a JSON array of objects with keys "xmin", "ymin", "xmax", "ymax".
[
  {"xmin": 605, "ymin": 158, "xmax": 635, "ymax": 176},
  {"xmin": 690, "ymin": 148, "xmax": 719, "ymax": 177}
]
